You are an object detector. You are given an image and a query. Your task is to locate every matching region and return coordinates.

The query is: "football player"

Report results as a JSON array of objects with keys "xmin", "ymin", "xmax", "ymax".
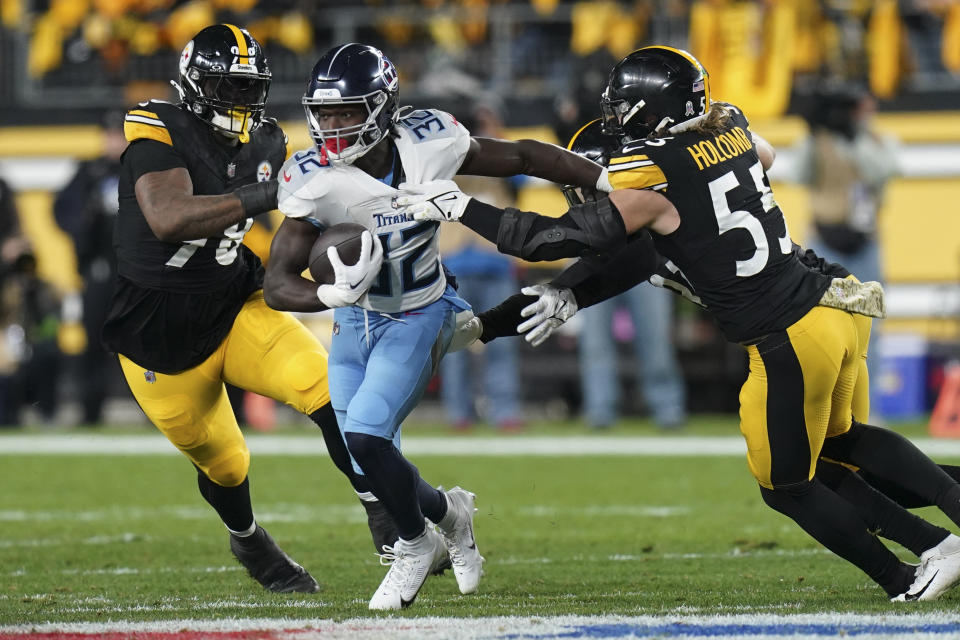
[
  {"xmin": 262, "ymin": 43, "xmax": 606, "ymax": 609},
  {"xmin": 396, "ymin": 46, "xmax": 960, "ymax": 601},
  {"xmin": 102, "ymin": 24, "xmax": 397, "ymax": 594}
]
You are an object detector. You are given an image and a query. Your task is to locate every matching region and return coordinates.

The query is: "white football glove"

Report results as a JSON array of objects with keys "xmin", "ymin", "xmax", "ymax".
[
  {"xmin": 394, "ymin": 180, "xmax": 472, "ymax": 222},
  {"xmin": 517, "ymin": 284, "xmax": 578, "ymax": 347},
  {"xmin": 316, "ymin": 231, "xmax": 384, "ymax": 308},
  {"xmin": 448, "ymin": 310, "xmax": 483, "ymax": 352}
]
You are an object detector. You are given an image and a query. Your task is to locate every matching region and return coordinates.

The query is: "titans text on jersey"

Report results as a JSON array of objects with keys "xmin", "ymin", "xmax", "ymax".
[{"xmin": 277, "ymin": 108, "xmax": 470, "ymax": 314}]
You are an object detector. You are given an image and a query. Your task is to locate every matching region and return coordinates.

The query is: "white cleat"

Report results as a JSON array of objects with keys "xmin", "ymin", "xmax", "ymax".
[
  {"xmin": 909, "ymin": 533, "xmax": 960, "ymax": 601},
  {"xmin": 368, "ymin": 527, "xmax": 447, "ymax": 610},
  {"xmin": 436, "ymin": 486, "xmax": 485, "ymax": 594}
]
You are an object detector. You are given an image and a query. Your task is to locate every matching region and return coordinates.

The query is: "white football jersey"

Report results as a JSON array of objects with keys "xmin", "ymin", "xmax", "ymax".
[{"xmin": 278, "ymin": 109, "xmax": 471, "ymax": 313}]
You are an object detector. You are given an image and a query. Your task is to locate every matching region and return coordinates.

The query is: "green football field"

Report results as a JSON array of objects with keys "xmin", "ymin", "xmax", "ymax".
[{"xmin": 2, "ymin": 416, "xmax": 959, "ymax": 633}]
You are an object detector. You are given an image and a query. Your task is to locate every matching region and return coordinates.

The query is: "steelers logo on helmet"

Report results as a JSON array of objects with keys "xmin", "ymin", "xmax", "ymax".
[
  {"xmin": 302, "ymin": 43, "xmax": 401, "ymax": 166},
  {"xmin": 176, "ymin": 24, "xmax": 271, "ymax": 142},
  {"xmin": 600, "ymin": 45, "xmax": 710, "ymax": 140},
  {"xmin": 256, "ymin": 161, "xmax": 273, "ymax": 182}
]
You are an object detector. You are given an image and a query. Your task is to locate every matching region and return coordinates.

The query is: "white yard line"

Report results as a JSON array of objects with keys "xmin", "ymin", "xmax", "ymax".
[
  {"xmin": 3, "ymin": 433, "xmax": 960, "ymax": 457},
  {"xmin": 4, "ymin": 613, "xmax": 960, "ymax": 639}
]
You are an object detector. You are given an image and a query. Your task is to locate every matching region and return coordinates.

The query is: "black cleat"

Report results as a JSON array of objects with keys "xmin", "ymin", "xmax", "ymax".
[
  {"xmin": 229, "ymin": 525, "xmax": 319, "ymax": 593},
  {"xmin": 361, "ymin": 498, "xmax": 399, "ymax": 555}
]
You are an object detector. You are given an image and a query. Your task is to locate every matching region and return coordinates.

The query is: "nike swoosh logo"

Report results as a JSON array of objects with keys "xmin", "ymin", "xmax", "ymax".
[
  {"xmin": 283, "ymin": 171, "xmax": 292, "ymax": 182},
  {"xmin": 908, "ymin": 569, "xmax": 939, "ymax": 600},
  {"xmin": 347, "ymin": 279, "xmax": 365, "ymax": 290}
]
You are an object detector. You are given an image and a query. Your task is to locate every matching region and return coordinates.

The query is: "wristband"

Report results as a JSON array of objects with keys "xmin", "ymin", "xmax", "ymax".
[
  {"xmin": 234, "ymin": 180, "xmax": 279, "ymax": 216},
  {"xmin": 596, "ymin": 167, "xmax": 613, "ymax": 193}
]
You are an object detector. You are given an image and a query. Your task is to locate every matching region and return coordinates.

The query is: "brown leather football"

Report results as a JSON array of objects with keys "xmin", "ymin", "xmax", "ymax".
[{"xmin": 308, "ymin": 222, "xmax": 368, "ymax": 284}]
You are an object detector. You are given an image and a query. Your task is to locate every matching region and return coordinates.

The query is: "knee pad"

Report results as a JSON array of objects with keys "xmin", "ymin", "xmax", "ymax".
[
  {"xmin": 153, "ymin": 397, "xmax": 205, "ymax": 449},
  {"xmin": 760, "ymin": 479, "xmax": 815, "ymax": 516},
  {"xmin": 203, "ymin": 448, "xmax": 250, "ymax": 488},
  {"xmin": 345, "ymin": 389, "xmax": 393, "ymax": 435},
  {"xmin": 281, "ymin": 350, "xmax": 330, "ymax": 412}
]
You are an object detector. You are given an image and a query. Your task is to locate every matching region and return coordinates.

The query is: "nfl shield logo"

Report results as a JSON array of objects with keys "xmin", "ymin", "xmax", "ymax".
[
  {"xmin": 144, "ymin": 370, "xmax": 156, "ymax": 384},
  {"xmin": 226, "ymin": 162, "xmax": 237, "ymax": 179},
  {"xmin": 332, "ymin": 322, "xmax": 340, "ymax": 335}
]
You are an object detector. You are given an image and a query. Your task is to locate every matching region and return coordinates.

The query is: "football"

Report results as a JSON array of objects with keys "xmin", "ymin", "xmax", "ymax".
[{"xmin": 308, "ymin": 222, "xmax": 369, "ymax": 284}]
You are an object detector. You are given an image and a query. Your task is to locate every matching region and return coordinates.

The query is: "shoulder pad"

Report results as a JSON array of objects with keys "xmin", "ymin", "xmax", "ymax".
[
  {"xmin": 717, "ymin": 102, "xmax": 749, "ymax": 128},
  {"xmin": 607, "ymin": 143, "xmax": 668, "ymax": 192},
  {"xmin": 124, "ymin": 100, "xmax": 173, "ymax": 146},
  {"xmin": 277, "ymin": 148, "xmax": 332, "ymax": 218}
]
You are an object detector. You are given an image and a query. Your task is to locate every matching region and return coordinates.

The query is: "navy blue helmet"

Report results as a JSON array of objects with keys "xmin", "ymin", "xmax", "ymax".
[
  {"xmin": 176, "ymin": 24, "xmax": 271, "ymax": 142},
  {"xmin": 302, "ymin": 43, "xmax": 400, "ymax": 164},
  {"xmin": 600, "ymin": 46, "xmax": 710, "ymax": 140}
]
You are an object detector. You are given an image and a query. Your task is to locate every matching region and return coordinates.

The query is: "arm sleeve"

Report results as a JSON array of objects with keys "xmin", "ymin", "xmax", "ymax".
[
  {"xmin": 459, "ymin": 196, "xmax": 626, "ymax": 262},
  {"xmin": 475, "ymin": 231, "xmax": 658, "ymax": 344},
  {"xmin": 550, "ymin": 231, "xmax": 658, "ymax": 309},
  {"xmin": 476, "ymin": 292, "xmax": 538, "ymax": 343},
  {"xmin": 123, "ymin": 139, "xmax": 186, "ymax": 182}
]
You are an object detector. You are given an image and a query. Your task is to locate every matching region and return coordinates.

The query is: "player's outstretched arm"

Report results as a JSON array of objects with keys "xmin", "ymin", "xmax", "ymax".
[
  {"xmin": 476, "ymin": 232, "xmax": 660, "ymax": 345},
  {"xmin": 397, "ymin": 184, "xmax": 628, "ymax": 261},
  {"xmin": 135, "ymin": 167, "xmax": 277, "ymax": 241},
  {"xmin": 263, "ymin": 218, "xmax": 325, "ymax": 313},
  {"xmin": 459, "ymin": 137, "xmax": 612, "ymax": 192}
]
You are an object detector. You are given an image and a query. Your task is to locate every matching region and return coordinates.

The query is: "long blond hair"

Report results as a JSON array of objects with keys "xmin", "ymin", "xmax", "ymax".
[{"xmin": 666, "ymin": 103, "xmax": 733, "ymax": 137}]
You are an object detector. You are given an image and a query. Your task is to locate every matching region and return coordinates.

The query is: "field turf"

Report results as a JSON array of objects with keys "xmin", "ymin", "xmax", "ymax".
[{"xmin": 1, "ymin": 416, "xmax": 959, "ymax": 631}]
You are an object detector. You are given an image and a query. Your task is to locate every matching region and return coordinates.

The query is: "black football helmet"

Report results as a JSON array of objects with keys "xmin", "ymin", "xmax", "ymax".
[
  {"xmin": 561, "ymin": 119, "xmax": 621, "ymax": 206},
  {"xmin": 600, "ymin": 46, "xmax": 710, "ymax": 140},
  {"xmin": 176, "ymin": 24, "xmax": 271, "ymax": 142},
  {"xmin": 302, "ymin": 43, "xmax": 400, "ymax": 165}
]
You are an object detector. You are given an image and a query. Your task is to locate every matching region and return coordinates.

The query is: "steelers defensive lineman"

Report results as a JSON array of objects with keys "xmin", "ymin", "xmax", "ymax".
[
  {"xmin": 398, "ymin": 46, "xmax": 960, "ymax": 602},
  {"xmin": 101, "ymin": 24, "xmax": 399, "ymax": 593}
]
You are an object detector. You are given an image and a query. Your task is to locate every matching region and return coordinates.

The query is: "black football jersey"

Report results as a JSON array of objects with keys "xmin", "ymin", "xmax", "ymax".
[
  {"xmin": 607, "ymin": 104, "xmax": 832, "ymax": 343},
  {"xmin": 102, "ymin": 100, "xmax": 286, "ymax": 372}
]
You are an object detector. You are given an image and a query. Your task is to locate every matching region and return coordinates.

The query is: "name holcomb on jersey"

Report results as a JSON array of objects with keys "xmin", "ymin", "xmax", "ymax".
[
  {"xmin": 278, "ymin": 108, "xmax": 472, "ymax": 314},
  {"xmin": 118, "ymin": 99, "xmax": 287, "ymax": 292},
  {"xmin": 606, "ymin": 103, "xmax": 832, "ymax": 343}
]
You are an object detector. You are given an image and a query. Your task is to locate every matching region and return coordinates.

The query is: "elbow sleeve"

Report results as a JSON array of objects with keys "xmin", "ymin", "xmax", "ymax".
[{"xmin": 494, "ymin": 197, "xmax": 627, "ymax": 262}]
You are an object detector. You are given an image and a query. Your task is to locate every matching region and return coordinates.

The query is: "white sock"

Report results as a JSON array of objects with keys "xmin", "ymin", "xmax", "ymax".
[
  {"xmin": 399, "ymin": 527, "xmax": 430, "ymax": 550},
  {"xmin": 228, "ymin": 521, "xmax": 257, "ymax": 537},
  {"xmin": 437, "ymin": 492, "xmax": 457, "ymax": 531}
]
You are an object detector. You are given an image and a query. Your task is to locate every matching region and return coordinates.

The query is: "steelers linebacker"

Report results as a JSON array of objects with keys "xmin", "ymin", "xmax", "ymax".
[
  {"xmin": 397, "ymin": 47, "xmax": 960, "ymax": 602},
  {"xmin": 102, "ymin": 24, "xmax": 395, "ymax": 593}
]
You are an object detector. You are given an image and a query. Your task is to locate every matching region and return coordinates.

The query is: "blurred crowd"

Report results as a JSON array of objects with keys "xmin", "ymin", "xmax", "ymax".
[{"xmin": 3, "ymin": 0, "xmax": 959, "ymax": 121}]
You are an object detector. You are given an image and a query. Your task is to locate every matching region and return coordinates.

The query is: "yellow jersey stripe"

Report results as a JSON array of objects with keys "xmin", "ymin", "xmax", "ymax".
[
  {"xmin": 128, "ymin": 109, "xmax": 159, "ymax": 120},
  {"xmin": 124, "ymin": 121, "xmax": 173, "ymax": 146},
  {"xmin": 609, "ymin": 154, "xmax": 649, "ymax": 165},
  {"xmin": 567, "ymin": 118, "xmax": 601, "ymax": 150},
  {"xmin": 224, "ymin": 23, "xmax": 248, "ymax": 59},
  {"xmin": 608, "ymin": 164, "xmax": 668, "ymax": 191}
]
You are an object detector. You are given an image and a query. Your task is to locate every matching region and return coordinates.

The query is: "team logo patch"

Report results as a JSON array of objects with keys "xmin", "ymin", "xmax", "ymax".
[
  {"xmin": 179, "ymin": 40, "xmax": 194, "ymax": 75},
  {"xmin": 685, "ymin": 100, "xmax": 695, "ymax": 116},
  {"xmin": 144, "ymin": 371, "xmax": 156, "ymax": 384},
  {"xmin": 377, "ymin": 52, "xmax": 399, "ymax": 90},
  {"xmin": 257, "ymin": 161, "xmax": 272, "ymax": 182}
]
